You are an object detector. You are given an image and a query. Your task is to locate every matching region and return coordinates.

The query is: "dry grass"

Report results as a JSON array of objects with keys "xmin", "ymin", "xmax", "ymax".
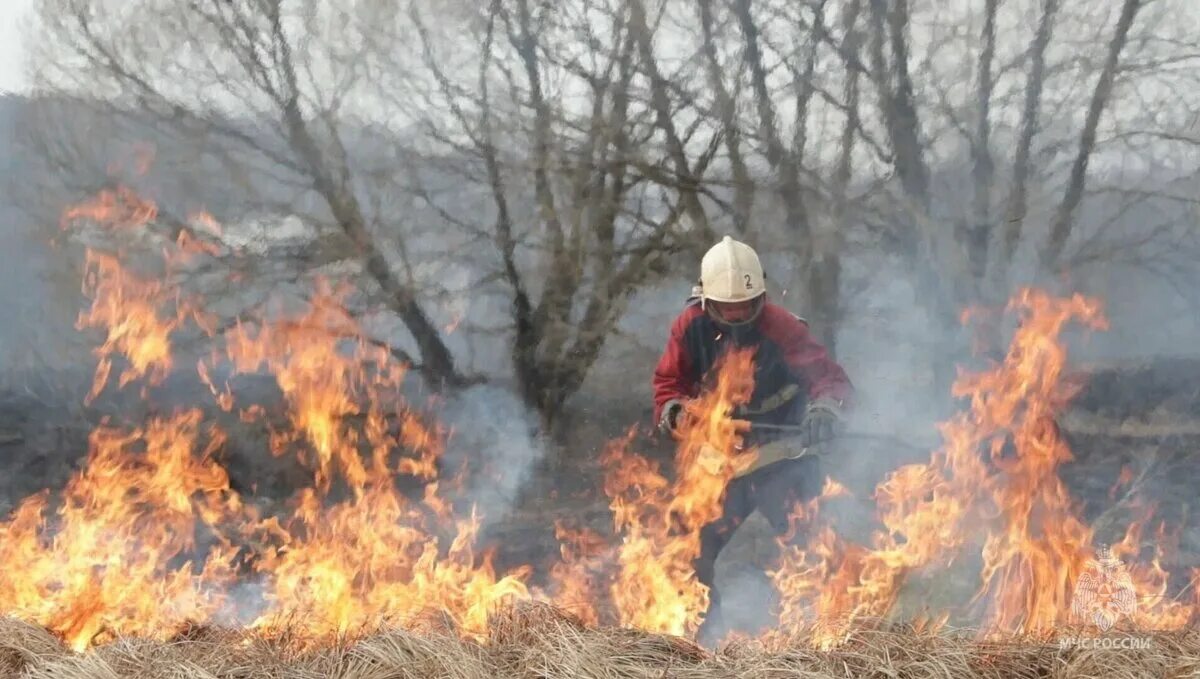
[{"xmin": 1, "ymin": 605, "xmax": 1196, "ymax": 679}]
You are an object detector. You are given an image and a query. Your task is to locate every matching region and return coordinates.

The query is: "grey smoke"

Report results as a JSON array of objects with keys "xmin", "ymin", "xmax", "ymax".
[{"xmin": 438, "ymin": 383, "xmax": 544, "ymax": 529}]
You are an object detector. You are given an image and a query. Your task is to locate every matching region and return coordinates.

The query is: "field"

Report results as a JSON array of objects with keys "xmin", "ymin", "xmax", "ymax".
[{"xmin": 0, "ymin": 609, "xmax": 1198, "ymax": 679}]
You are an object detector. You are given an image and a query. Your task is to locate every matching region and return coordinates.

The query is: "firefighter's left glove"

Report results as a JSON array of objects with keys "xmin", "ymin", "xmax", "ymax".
[
  {"xmin": 799, "ymin": 397, "xmax": 843, "ymax": 448},
  {"xmin": 659, "ymin": 399, "xmax": 687, "ymax": 436}
]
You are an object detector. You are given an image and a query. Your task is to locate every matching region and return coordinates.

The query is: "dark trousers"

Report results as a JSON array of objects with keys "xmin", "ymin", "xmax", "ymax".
[{"xmin": 693, "ymin": 454, "xmax": 823, "ymax": 640}]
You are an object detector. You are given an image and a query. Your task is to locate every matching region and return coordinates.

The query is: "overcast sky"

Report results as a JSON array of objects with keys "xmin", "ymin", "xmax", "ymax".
[{"xmin": 0, "ymin": 0, "xmax": 33, "ymax": 94}]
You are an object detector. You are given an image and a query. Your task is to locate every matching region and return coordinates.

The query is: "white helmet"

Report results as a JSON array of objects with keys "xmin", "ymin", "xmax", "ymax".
[
  {"xmin": 699, "ymin": 235, "xmax": 765, "ymax": 304},
  {"xmin": 698, "ymin": 236, "xmax": 766, "ymax": 326}
]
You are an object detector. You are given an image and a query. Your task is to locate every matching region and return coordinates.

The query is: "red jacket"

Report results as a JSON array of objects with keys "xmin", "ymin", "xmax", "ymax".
[{"xmin": 652, "ymin": 300, "xmax": 853, "ymax": 424}]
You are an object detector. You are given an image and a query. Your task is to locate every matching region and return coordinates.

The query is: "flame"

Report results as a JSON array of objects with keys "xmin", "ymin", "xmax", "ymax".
[
  {"xmin": 597, "ymin": 348, "xmax": 758, "ymax": 636},
  {"xmin": 767, "ymin": 479, "xmax": 855, "ymax": 647},
  {"xmin": 212, "ymin": 279, "xmax": 529, "ymax": 639},
  {"xmin": 443, "ymin": 312, "xmax": 465, "ymax": 335},
  {"xmin": 63, "ymin": 175, "xmax": 208, "ymax": 405},
  {"xmin": 0, "ymin": 181, "xmax": 532, "ymax": 649},
  {"xmin": 60, "ymin": 185, "xmax": 158, "ymax": 232},
  {"xmin": 76, "ymin": 250, "xmax": 211, "ymax": 404},
  {"xmin": 139, "ymin": 272, "xmax": 532, "ymax": 642},
  {"xmin": 252, "ymin": 488, "xmax": 529, "ymax": 639},
  {"xmin": 0, "ymin": 410, "xmax": 243, "ymax": 651},
  {"xmin": 188, "ymin": 210, "xmax": 223, "ymax": 236},
  {"xmin": 6, "ymin": 173, "xmax": 1200, "ymax": 650},
  {"xmin": 105, "ymin": 142, "xmax": 156, "ymax": 178},
  {"xmin": 217, "ymin": 281, "xmax": 386, "ymax": 493},
  {"xmin": 768, "ymin": 288, "xmax": 1198, "ymax": 646},
  {"xmin": 545, "ymin": 520, "xmax": 609, "ymax": 627}
]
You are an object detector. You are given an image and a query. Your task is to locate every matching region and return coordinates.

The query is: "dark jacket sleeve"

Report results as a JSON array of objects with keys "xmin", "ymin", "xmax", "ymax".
[
  {"xmin": 652, "ymin": 309, "xmax": 699, "ymax": 422},
  {"xmin": 762, "ymin": 306, "xmax": 854, "ymax": 407}
]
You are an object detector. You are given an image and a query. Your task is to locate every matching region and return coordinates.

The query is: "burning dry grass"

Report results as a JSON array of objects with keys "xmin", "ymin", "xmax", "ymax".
[
  {"xmin": 0, "ymin": 607, "xmax": 1197, "ymax": 679},
  {"xmin": 18, "ymin": 166, "xmax": 1200, "ymax": 677}
]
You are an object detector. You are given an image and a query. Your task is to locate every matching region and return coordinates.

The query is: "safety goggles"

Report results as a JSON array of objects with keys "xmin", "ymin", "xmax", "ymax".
[{"xmin": 704, "ymin": 295, "xmax": 765, "ymax": 326}]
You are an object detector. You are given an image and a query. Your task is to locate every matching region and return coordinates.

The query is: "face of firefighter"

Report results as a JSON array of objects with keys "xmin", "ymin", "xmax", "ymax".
[{"xmin": 706, "ymin": 296, "xmax": 764, "ymax": 326}]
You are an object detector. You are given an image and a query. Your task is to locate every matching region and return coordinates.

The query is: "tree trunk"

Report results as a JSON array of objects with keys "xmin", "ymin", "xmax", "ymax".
[
  {"xmin": 967, "ymin": 0, "xmax": 998, "ymax": 287},
  {"xmin": 996, "ymin": 0, "xmax": 1059, "ymax": 278},
  {"xmin": 1043, "ymin": 0, "xmax": 1143, "ymax": 272},
  {"xmin": 629, "ymin": 0, "xmax": 714, "ymax": 242},
  {"xmin": 478, "ymin": 1, "xmax": 542, "ymax": 413},
  {"xmin": 870, "ymin": 0, "xmax": 930, "ymax": 213},
  {"xmin": 512, "ymin": 0, "xmax": 577, "ymax": 372},
  {"xmin": 732, "ymin": 0, "xmax": 812, "ymax": 265},
  {"xmin": 271, "ymin": 7, "xmax": 462, "ymax": 388},
  {"xmin": 809, "ymin": 0, "xmax": 862, "ymax": 355},
  {"xmin": 868, "ymin": 0, "xmax": 958, "ymax": 396},
  {"xmin": 697, "ymin": 0, "xmax": 754, "ymax": 230}
]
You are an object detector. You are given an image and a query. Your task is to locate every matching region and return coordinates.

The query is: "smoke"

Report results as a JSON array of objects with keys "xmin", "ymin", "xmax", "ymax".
[
  {"xmin": 438, "ymin": 383, "xmax": 545, "ymax": 529},
  {"xmin": 0, "ymin": 151, "xmax": 87, "ymax": 400},
  {"xmin": 210, "ymin": 578, "xmax": 271, "ymax": 628}
]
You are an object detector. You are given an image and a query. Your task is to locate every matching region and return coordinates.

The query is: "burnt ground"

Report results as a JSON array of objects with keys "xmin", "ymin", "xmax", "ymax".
[{"xmin": 0, "ymin": 357, "xmax": 1198, "ymax": 634}]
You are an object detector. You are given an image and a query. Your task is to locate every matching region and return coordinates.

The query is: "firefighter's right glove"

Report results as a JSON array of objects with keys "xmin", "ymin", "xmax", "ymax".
[
  {"xmin": 799, "ymin": 397, "xmax": 843, "ymax": 448},
  {"xmin": 659, "ymin": 399, "xmax": 688, "ymax": 436}
]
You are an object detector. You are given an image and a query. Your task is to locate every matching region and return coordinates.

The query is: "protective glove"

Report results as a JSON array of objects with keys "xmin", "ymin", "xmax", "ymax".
[
  {"xmin": 658, "ymin": 399, "xmax": 688, "ymax": 435},
  {"xmin": 799, "ymin": 397, "xmax": 843, "ymax": 448}
]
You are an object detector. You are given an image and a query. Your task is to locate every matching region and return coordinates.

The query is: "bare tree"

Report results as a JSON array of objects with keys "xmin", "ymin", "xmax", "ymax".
[
  {"xmin": 731, "ymin": 0, "xmax": 813, "ymax": 260},
  {"xmin": 697, "ymin": 0, "xmax": 754, "ymax": 230},
  {"xmin": 995, "ymin": 0, "xmax": 1059, "ymax": 280},
  {"xmin": 819, "ymin": 0, "xmax": 865, "ymax": 348},
  {"xmin": 27, "ymin": 0, "xmax": 727, "ymax": 430},
  {"xmin": 404, "ymin": 0, "xmax": 721, "ymax": 428},
  {"xmin": 966, "ymin": 0, "xmax": 999, "ymax": 285},
  {"xmin": 1043, "ymin": 0, "xmax": 1146, "ymax": 271},
  {"xmin": 721, "ymin": 0, "xmax": 852, "ymax": 348},
  {"xmin": 794, "ymin": 0, "xmax": 1200, "ymax": 394},
  {"xmin": 30, "ymin": 0, "xmax": 465, "ymax": 388},
  {"xmin": 26, "ymin": 0, "xmax": 1200, "ymax": 426}
]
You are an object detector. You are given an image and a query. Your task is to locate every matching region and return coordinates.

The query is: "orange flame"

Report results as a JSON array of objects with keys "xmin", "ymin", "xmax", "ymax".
[
  {"xmin": 545, "ymin": 520, "xmax": 609, "ymax": 626},
  {"xmin": 60, "ymin": 185, "xmax": 158, "ymax": 232},
  {"xmin": 211, "ymin": 280, "xmax": 530, "ymax": 639},
  {"xmin": 0, "ymin": 182, "xmax": 534, "ymax": 649},
  {"xmin": 598, "ymin": 348, "xmax": 757, "ymax": 636},
  {"xmin": 9, "ymin": 174, "xmax": 1200, "ymax": 650},
  {"xmin": 76, "ymin": 251, "xmax": 210, "ymax": 404},
  {"xmin": 0, "ymin": 410, "xmax": 243, "ymax": 651},
  {"xmin": 768, "ymin": 288, "xmax": 1198, "ymax": 646},
  {"xmin": 188, "ymin": 210, "xmax": 223, "ymax": 236},
  {"xmin": 105, "ymin": 142, "xmax": 156, "ymax": 178}
]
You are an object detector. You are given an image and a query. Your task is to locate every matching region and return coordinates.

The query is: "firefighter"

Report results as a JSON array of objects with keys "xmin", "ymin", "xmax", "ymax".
[{"xmin": 652, "ymin": 235, "xmax": 854, "ymax": 645}]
